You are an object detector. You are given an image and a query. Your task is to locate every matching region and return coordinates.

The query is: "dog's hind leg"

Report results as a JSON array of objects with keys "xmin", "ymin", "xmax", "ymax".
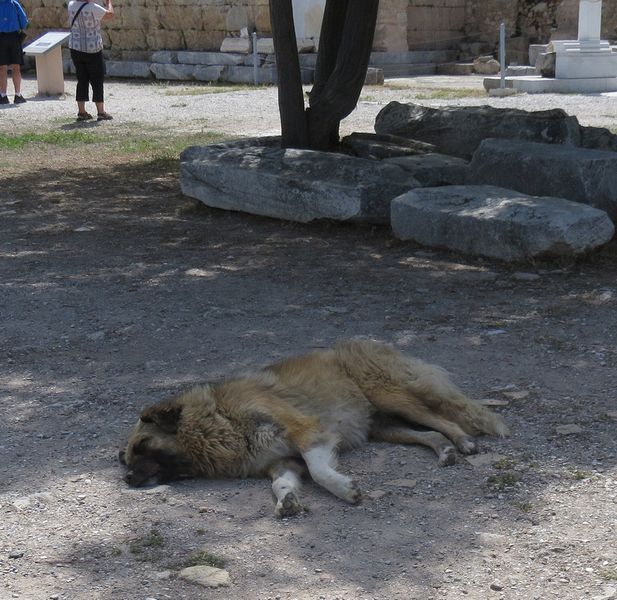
[
  {"xmin": 369, "ymin": 416, "xmax": 456, "ymax": 466},
  {"xmin": 267, "ymin": 458, "xmax": 306, "ymax": 518},
  {"xmin": 368, "ymin": 390, "xmax": 480, "ymax": 454},
  {"xmin": 301, "ymin": 439, "xmax": 361, "ymax": 504}
]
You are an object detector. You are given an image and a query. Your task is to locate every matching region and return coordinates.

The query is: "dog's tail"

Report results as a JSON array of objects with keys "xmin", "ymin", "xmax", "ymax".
[{"xmin": 335, "ymin": 338, "xmax": 509, "ymax": 438}]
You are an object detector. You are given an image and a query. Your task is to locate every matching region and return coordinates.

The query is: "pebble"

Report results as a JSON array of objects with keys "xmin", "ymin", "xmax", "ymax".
[
  {"xmin": 556, "ymin": 424, "xmax": 583, "ymax": 435},
  {"xmin": 9, "ymin": 551, "xmax": 24, "ymax": 559},
  {"xmin": 490, "ymin": 582, "xmax": 504, "ymax": 591},
  {"xmin": 178, "ymin": 566, "xmax": 230, "ymax": 588}
]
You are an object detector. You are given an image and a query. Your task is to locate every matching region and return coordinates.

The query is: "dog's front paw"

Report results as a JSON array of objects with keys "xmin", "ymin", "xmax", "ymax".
[{"xmin": 275, "ymin": 492, "xmax": 304, "ymax": 518}]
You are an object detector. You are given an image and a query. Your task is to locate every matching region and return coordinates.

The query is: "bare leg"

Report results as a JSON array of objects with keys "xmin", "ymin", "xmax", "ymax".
[
  {"xmin": 267, "ymin": 459, "xmax": 305, "ymax": 518},
  {"xmin": 301, "ymin": 440, "xmax": 361, "ymax": 504},
  {"xmin": 11, "ymin": 64, "xmax": 21, "ymax": 95},
  {"xmin": 0, "ymin": 65, "xmax": 8, "ymax": 95},
  {"xmin": 370, "ymin": 419, "xmax": 456, "ymax": 466}
]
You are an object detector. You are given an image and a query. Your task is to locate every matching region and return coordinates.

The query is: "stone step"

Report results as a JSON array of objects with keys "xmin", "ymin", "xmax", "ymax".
[{"xmin": 391, "ymin": 185, "xmax": 615, "ymax": 262}]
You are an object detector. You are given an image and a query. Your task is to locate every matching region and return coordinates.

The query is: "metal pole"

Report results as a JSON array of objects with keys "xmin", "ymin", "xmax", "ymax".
[
  {"xmin": 499, "ymin": 21, "xmax": 506, "ymax": 89},
  {"xmin": 252, "ymin": 31, "xmax": 258, "ymax": 85}
]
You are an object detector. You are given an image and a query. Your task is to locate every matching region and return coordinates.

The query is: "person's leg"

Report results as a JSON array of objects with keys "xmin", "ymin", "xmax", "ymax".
[
  {"xmin": 11, "ymin": 64, "xmax": 25, "ymax": 102},
  {"xmin": 71, "ymin": 50, "xmax": 92, "ymax": 118},
  {"xmin": 90, "ymin": 52, "xmax": 111, "ymax": 119},
  {"xmin": 0, "ymin": 64, "xmax": 8, "ymax": 97}
]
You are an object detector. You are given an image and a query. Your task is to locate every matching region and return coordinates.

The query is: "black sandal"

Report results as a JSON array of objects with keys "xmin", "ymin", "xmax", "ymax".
[
  {"xmin": 77, "ymin": 112, "xmax": 93, "ymax": 121},
  {"xmin": 97, "ymin": 112, "xmax": 113, "ymax": 121}
]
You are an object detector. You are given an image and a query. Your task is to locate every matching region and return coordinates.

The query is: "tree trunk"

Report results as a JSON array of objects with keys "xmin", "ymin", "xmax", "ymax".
[
  {"xmin": 307, "ymin": 0, "xmax": 379, "ymax": 150},
  {"xmin": 269, "ymin": 0, "xmax": 309, "ymax": 148},
  {"xmin": 269, "ymin": 0, "xmax": 379, "ymax": 151}
]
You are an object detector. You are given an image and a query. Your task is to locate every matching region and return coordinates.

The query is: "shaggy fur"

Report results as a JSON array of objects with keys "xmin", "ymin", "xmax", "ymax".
[{"xmin": 119, "ymin": 339, "xmax": 508, "ymax": 516}]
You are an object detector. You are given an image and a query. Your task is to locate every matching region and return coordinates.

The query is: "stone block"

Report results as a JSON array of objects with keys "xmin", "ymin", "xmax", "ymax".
[
  {"xmin": 151, "ymin": 63, "xmax": 195, "ymax": 80},
  {"xmin": 473, "ymin": 56, "xmax": 500, "ymax": 74},
  {"xmin": 180, "ymin": 142, "xmax": 420, "ymax": 224},
  {"xmin": 146, "ymin": 30, "xmax": 184, "ymax": 50},
  {"xmin": 107, "ymin": 29, "xmax": 147, "ymax": 51},
  {"xmin": 151, "ymin": 50, "xmax": 178, "ymax": 64},
  {"xmin": 193, "ymin": 65, "xmax": 225, "ymax": 82},
  {"xmin": 183, "ymin": 30, "xmax": 225, "ymax": 52},
  {"xmin": 225, "ymin": 65, "xmax": 276, "ymax": 84},
  {"xmin": 391, "ymin": 185, "xmax": 614, "ymax": 261},
  {"xmin": 468, "ymin": 138, "xmax": 617, "ymax": 221},
  {"xmin": 375, "ymin": 102, "xmax": 581, "ymax": 159},
  {"xmin": 220, "ymin": 36, "xmax": 252, "ymax": 54},
  {"xmin": 384, "ymin": 153, "xmax": 469, "ymax": 186},
  {"xmin": 105, "ymin": 60, "xmax": 152, "ymax": 78},
  {"xmin": 177, "ymin": 51, "xmax": 245, "ymax": 65},
  {"xmin": 255, "ymin": 37, "xmax": 274, "ymax": 54}
]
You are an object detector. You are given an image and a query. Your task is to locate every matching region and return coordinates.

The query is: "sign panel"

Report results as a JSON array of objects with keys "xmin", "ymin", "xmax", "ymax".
[{"xmin": 24, "ymin": 32, "xmax": 71, "ymax": 56}]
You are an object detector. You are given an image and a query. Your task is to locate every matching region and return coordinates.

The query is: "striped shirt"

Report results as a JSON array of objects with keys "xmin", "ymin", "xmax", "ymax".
[{"xmin": 68, "ymin": 0, "xmax": 106, "ymax": 53}]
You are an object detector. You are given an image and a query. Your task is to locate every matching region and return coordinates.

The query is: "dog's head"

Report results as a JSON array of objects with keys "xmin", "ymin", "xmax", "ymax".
[{"xmin": 119, "ymin": 386, "xmax": 216, "ymax": 487}]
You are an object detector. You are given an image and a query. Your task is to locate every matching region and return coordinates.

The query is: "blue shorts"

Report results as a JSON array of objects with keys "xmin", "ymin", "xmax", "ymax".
[{"xmin": 0, "ymin": 31, "xmax": 24, "ymax": 66}]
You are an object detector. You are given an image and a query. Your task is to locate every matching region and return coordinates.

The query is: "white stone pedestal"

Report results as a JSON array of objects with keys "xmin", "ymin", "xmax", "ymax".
[
  {"xmin": 486, "ymin": 0, "xmax": 617, "ymax": 94},
  {"xmin": 24, "ymin": 31, "xmax": 71, "ymax": 95}
]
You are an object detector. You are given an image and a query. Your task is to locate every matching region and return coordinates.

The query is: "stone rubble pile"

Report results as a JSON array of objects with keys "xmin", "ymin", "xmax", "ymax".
[{"xmin": 180, "ymin": 102, "xmax": 616, "ymax": 262}]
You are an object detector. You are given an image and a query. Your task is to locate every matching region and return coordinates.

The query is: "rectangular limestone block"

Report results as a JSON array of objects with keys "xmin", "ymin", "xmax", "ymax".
[
  {"xmin": 391, "ymin": 185, "xmax": 614, "ymax": 261},
  {"xmin": 193, "ymin": 65, "xmax": 226, "ymax": 82},
  {"xmin": 468, "ymin": 138, "xmax": 617, "ymax": 221},
  {"xmin": 180, "ymin": 142, "xmax": 420, "ymax": 224},
  {"xmin": 151, "ymin": 63, "xmax": 195, "ymax": 80},
  {"xmin": 106, "ymin": 60, "xmax": 152, "ymax": 78},
  {"xmin": 220, "ymin": 36, "xmax": 252, "ymax": 54},
  {"xmin": 177, "ymin": 51, "xmax": 245, "ymax": 65}
]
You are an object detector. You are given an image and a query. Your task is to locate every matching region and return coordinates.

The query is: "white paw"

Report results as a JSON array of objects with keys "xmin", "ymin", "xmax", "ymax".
[
  {"xmin": 457, "ymin": 436, "xmax": 478, "ymax": 455},
  {"xmin": 438, "ymin": 444, "xmax": 456, "ymax": 466},
  {"xmin": 275, "ymin": 492, "xmax": 304, "ymax": 518}
]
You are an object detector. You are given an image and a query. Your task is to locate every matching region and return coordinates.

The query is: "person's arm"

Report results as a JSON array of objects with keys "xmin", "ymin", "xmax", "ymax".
[{"xmin": 101, "ymin": 0, "xmax": 113, "ymax": 21}]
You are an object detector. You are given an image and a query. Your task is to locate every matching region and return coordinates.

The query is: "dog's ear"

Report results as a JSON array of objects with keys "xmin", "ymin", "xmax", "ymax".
[{"xmin": 140, "ymin": 400, "xmax": 182, "ymax": 434}]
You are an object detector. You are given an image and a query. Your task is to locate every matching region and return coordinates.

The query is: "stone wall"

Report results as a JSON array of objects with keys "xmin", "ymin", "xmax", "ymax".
[{"xmin": 19, "ymin": 0, "xmax": 617, "ymax": 61}]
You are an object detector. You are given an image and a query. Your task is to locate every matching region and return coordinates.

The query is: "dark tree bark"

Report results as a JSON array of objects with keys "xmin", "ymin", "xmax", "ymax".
[
  {"xmin": 307, "ymin": 0, "xmax": 379, "ymax": 150},
  {"xmin": 269, "ymin": 0, "xmax": 309, "ymax": 148},
  {"xmin": 269, "ymin": 0, "xmax": 379, "ymax": 151}
]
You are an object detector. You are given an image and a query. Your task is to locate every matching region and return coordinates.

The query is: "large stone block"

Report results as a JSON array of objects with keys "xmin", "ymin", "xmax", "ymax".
[
  {"xmin": 105, "ymin": 60, "xmax": 152, "ymax": 78},
  {"xmin": 374, "ymin": 102, "xmax": 581, "ymax": 159},
  {"xmin": 220, "ymin": 36, "xmax": 252, "ymax": 54},
  {"xmin": 193, "ymin": 65, "xmax": 225, "ymax": 82},
  {"xmin": 177, "ymin": 51, "xmax": 245, "ymax": 65},
  {"xmin": 391, "ymin": 185, "xmax": 614, "ymax": 261},
  {"xmin": 151, "ymin": 63, "xmax": 195, "ymax": 80},
  {"xmin": 468, "ymin": 139, "xmax": 617, "ymax": 221},
  {"xmin": 384, "ymin": 153, "xmax": 469, "ymax": 186},
  {"xmin": 180, "ymin": 142, "xmax": 420, "ymax": 224}
]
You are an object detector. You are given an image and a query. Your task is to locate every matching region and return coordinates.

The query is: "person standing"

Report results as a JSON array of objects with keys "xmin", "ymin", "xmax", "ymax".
[
  {"xmin": 68, "ymin": 0, "xmax": 114, "ymax": 121},
  {"xmin": 0, "ymin": 0, "xmax": 28, "ymax": 105}
]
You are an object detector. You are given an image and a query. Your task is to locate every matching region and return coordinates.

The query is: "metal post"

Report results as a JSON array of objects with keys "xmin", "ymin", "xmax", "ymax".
[
  {"xmin": 252, "ymin": 31, "xmax": 259, "ymax": 85},
  {"xmin": 499, "ymin": 21, "xmax": 506, "ymax": 88}
]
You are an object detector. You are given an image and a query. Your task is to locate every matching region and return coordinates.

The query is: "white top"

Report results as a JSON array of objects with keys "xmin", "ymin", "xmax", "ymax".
[{"xmin": 68, "ymin": 0, "xmax": 107, "ymax": 53}]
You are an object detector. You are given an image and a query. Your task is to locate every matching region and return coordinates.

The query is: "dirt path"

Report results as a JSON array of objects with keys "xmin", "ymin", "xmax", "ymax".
[{"xmin": 1, "ymin": 75, "xmax": 616, "ymax": 600}]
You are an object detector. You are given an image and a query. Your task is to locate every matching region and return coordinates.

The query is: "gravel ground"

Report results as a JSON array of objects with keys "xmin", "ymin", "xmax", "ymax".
[
  {"xmin": 1, "ymin": 74, "xmax": 617, "ymax": 136},
  {"xmin": 1, "ymin": 73, "xmax": 617, "ymax": 600}
]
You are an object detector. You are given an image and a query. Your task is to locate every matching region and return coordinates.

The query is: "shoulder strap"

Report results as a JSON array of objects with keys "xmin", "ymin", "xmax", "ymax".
[{"xmin": 71, "ymin": 2, "xmax": 88, "ymax": 28}]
